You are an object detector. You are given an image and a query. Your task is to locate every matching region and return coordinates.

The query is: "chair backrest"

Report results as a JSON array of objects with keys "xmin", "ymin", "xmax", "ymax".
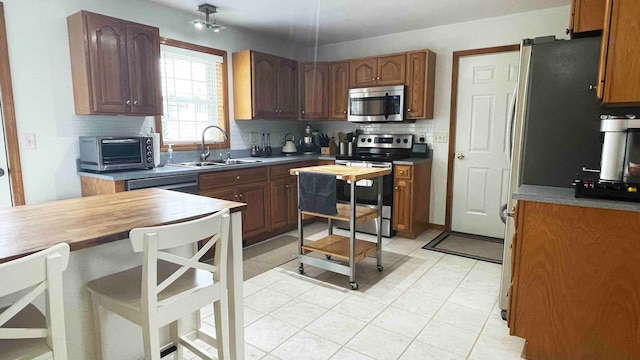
[
  {"xmin": 0, "ymin": 242, "xmax": 70, "ymax": 358},
  {"xmin": 128, "ymin": 208, "xmax": 230, "ymax": 308}
]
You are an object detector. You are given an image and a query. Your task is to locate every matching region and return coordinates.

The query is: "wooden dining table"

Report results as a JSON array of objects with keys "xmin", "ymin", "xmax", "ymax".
[{"xmin": 0, "ymin": 188, "xmax": 247, "ymax": 359}]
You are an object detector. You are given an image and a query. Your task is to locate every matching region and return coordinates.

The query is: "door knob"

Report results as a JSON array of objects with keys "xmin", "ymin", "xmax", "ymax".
[
  {"xmin": 0, "ymin": 168, "xmax": 4, "ymax": 177},
  {"xmin": 457, "ymin": 153, "xmax": 465, "ymax": 160}
]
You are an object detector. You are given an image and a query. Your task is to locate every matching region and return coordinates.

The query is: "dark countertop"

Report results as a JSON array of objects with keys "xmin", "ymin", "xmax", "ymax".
[
  {"xmin": 513, "ymin": 185, "xmax": 640, "ymax": 212},
  {"xmin": 78, "ymin": 154, "xmax": 322, "ymax": 181},
  {"xmin": 77, "ymin": 154, "xmax": 432, "ymax": 182}
]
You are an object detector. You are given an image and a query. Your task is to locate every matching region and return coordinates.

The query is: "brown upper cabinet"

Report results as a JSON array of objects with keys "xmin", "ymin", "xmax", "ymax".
[
  {"xmin": 328, "ymin": 61, "xmax": 350, "ymax": 120},
  {"xmin": 568, "ymin": 0, "xmax": 606, "ymax": 34},
  {"xmin": 597, "ymin": 0, "xmax": 640, "ymax": 106},
  {"xmin": 350, "ymin": 53, "xmax": 406, "ymax": 88},
  {"xmin": 406, "ymin": 50, "xmax": 436, "ymax": 120},
  {"xmin": 299, "ymin": 63, "xmax": 329, "ymax": 120},
  {"xmin": 67, "ymin": 11, "xmax": 162, "ymax": 116},
  {"xmin": 233, "ymin": 50, "xmax": 298, "ymax": 120}
]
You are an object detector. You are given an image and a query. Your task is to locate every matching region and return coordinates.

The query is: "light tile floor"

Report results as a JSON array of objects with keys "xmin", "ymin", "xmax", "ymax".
[{"xmin": 185, "ymin": 223, "xmax": 526, "ymax": 359}]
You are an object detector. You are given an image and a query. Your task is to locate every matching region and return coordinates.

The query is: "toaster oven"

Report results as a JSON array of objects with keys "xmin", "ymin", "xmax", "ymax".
[{"xmin": 79, "ymin": 136, "xmax": 155, "ymax": 172}]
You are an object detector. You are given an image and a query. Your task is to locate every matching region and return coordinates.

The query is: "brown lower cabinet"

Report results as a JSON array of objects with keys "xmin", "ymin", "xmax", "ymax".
[
  {"xmin": 392, "ymin": 160, "xmax": 431, "ymax": 238},
  {"xmin": 199, "ymin": 167, "xmax": 270, "ymax": 244},
  {"xmin": 270, "ymin": 162, "xmax": 304, "ymax": 231},
  {"xmin": 509, "ymin": 200, "xmax": 640, "ymax": 359}
]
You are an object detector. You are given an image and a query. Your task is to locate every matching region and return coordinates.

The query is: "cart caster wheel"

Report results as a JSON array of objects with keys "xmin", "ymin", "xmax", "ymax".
[
  {"xmin": 326, "ymin": 255, "xmax": 332, "ymax": 260},
  {"xmin": 377, "ymin": 265, "xmax": 384, "ymax": 272},
  {"xmin": 298, "ymin": 266, "xmax": 304, "ymax": 275},
  {"xmin": 350, "ymin": 282, "xmax": 359, "ymax": 290}
]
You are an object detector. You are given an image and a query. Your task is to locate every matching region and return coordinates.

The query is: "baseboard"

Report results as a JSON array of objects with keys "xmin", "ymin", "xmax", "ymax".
[{"xmin": 429, "ymin": 223, "xmax": 445, "ymax": 231}]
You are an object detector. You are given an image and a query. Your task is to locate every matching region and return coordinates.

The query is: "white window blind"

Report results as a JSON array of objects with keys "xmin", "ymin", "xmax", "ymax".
[{"xmin": 160, "ymin": 45, "xmax": 225, "ymax": 144}]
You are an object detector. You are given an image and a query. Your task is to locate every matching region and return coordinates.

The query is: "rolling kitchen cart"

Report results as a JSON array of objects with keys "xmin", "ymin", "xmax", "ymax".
[{"xmin": 289, "ymin": 165, "xmax": 390, "ymax": 290}]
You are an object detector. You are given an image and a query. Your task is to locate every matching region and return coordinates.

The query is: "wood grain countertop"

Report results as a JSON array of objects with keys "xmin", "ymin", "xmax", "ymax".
[
  {"xmin": 289, "ymin": 165, "xmax": 390, "ymax": 181},
  {"xmin": 0, "ymin": 188, "xmax": 246, "ymax": 263}
]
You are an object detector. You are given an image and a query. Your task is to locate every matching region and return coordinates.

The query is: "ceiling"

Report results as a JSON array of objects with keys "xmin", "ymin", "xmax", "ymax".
[{"xmin": 150, "ymin": 0, "xmax": 570, "ymax": 46}]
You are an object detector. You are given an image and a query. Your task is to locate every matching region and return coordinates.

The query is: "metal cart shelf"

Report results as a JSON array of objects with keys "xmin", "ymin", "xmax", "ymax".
[{"xmin": 289, "ymin": 165, "xmax": 390, "ymax": 290}]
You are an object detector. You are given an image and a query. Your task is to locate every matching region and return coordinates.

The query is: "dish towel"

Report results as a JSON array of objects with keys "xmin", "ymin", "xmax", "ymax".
[{"xmin": 298, "ymin": 172, "xmax": 338, "ymax": 215}]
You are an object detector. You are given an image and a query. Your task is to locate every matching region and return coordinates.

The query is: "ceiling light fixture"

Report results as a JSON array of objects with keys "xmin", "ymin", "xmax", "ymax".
[{"xmin": 191, "ymin": 4, "xmax": 226, "ymax": 32}]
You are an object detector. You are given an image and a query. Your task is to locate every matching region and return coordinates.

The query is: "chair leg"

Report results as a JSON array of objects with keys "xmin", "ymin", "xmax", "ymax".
[
  {"xmin": 214, "ymin": 289, "xmax": 230, "ymax": 360},
  {"xmin": 170, "ymin": 319, "xmax": 183, "ymax": 360},
  {"xmin": 142, "ymin": 318, "xmax": 161, "ymax": 360},
  {"xmin": 90, "ymin": 293, "xmax": 105, "ymax": 360}
]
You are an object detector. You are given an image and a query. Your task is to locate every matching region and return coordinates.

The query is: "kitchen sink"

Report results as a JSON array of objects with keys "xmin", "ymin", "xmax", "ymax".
[
  {"xmin": 171, "ymin": 159, "xmax": 261, "ymax": 168},
  {"xmin": 223, "ymin": 159, "xmax": 261, "ymax": 165}
]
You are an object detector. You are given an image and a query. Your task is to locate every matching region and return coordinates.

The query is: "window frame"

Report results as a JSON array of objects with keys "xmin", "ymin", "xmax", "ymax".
[{"xmin": 155, "ymin": 37, "xmax": 230, "ymax": 151}]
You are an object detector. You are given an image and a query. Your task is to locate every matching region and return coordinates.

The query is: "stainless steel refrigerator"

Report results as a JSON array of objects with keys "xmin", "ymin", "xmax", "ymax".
[{"xmin": 499, "ymin": 36, "xmax": 637, "ymax": 316}]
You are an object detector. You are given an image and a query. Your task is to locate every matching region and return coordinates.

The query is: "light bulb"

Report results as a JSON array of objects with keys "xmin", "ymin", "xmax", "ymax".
[{"xmin": 194, "ymin": 21, "xmax": 203, "ymax": 29}]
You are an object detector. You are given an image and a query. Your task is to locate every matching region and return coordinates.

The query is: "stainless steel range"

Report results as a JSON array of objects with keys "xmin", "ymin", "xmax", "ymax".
[{"xmin": 334, "ymin": 134, "xmax": 413, "ymax": 237}]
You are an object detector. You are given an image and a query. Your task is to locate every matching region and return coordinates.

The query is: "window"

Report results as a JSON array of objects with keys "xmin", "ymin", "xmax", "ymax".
[{"xmin": 155, "ymin": 39, "xmax": 229, "ymax": 150}]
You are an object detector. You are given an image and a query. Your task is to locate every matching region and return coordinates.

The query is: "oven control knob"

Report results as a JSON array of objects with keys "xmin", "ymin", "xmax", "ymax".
[
  {"xmin": 361, "ymin": 138, "xmax": 365, "ymax": 142},
  {"xmin": 147, "ymin": 157, "xmax": 153, "ymax": 163},
  {"xmin": 403, "ymin": 139, "xmax": 408, "ymax": 143},
  {"xmin": 146, "ymin": 139, "xmax": 152, "ymax": 144},
  {"xmin": 147, "ymin": 151, "xmax": 152, "ymax": 156},
  {"xmin": 147, "ymin": 145, "xmax": 152, "ymax": 151},
  {"xmin": 396, "ymin": 139, "xmax": 401, "ymax": 143},
  {"xmin": 367, "ymin": 138, "xmax": 372, "ymax": 142}
]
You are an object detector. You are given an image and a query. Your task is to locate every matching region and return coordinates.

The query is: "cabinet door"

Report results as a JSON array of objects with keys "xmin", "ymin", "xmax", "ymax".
[
  {"xmin": 287, "ymin": 178, "xmax": 298, "ymax": 225},
  {"xmin": 126, "ymin": 23, "xmax": 162, "ymax": 115},
  {"xmin": 329, "ymin": 61, "xmax": 349, "ymax": 120},
  {"xmin": 277, "ymin": 58, "xmax": 298, "ymax": 119},
  {"xmin": 239, "ymin": 183, "xmax": 270, "ymax": 238},
  {"xmin": 406, "ymin": 51, "xmax": 433, "ymax": 119},
  {"xmin": 377, "ymin": 54, "xmax": 406, "ymax": 85},
  {"xmin": 299, "ymin": 63, "xmax": 329, "ymax": 120},
  {"xmin": 571, "ymin": 0, "xmax": 606, "ymax": 33},
  {"xmin": 392, "ymin": 179, "xmax": 412, "ymax": 231},
  {"xmin": 199, "ymin": 188, "xmax": 236, "ymax": 201},
  {"xmin": 350, "ymin": 58, "xmax": 377, "ymax": 88},
  {"xmin": 598, "ymin": 0, "xmax": 640, "ymax": 106},
  {"xmin": 252, "ymin": 52, "xmax": 278, "ymax": 118},
  {"xmin": 85, "ymin": 13, "xmax": 130, "ymax": 113},
  {"xmin": 270, "ymin": 179, "xmax": 288, "ymax": 230}
]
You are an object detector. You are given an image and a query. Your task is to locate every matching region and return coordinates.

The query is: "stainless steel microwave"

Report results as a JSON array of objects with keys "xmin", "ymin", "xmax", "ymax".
[
  {"xmin": 348, "ymin": 85, "xmax": 406, "ymax": 122},
  {"xmin": 79, "ymin": 136, "xmax": 154, "ymax": 172}
]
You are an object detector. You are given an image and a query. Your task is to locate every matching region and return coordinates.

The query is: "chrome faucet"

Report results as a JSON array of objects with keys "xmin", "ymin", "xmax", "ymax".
[{"xmin": 200, "ymin": 125, "xmax": 229, "ymax": 161}]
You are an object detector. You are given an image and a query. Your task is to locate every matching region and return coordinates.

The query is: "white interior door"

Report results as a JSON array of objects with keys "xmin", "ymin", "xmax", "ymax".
[
  {"xmin": 0, "ymin": 108, "xmax": 12, "ymax": 207},
  {"xmin": 452, "ymin": 51, "xmax": 518, "ymax": 238}
]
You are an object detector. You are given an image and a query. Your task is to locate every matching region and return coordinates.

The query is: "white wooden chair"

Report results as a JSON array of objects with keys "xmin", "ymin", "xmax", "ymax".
[
  {"xmin": 87, "ymin": 208, "xmax": 231, "ymax": 360},
  {"xmin": 0, "ymin": 242, "xmax": 70, "ymax": 360}
]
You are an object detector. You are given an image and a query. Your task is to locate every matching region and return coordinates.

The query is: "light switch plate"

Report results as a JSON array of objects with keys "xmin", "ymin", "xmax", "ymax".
[
  {"xmin": 250, "ymin": 132, "xmax": 259, "ymax": 143},
  {"xmin": 418, "ymin": 132, "xmax": 426, "ymax": 143},
  {"xmin": 23, "ymin": 133, "xmax": 36, "ymax": 150},
  {"xmin": 433, "ymin": 132, "xmax": 448, "ymax": 143}
]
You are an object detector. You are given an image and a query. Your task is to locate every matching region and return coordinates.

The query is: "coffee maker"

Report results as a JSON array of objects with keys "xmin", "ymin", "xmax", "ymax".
[{"xmin": 575, "ymin": 115, "xmax": 640, "ymax": 201}]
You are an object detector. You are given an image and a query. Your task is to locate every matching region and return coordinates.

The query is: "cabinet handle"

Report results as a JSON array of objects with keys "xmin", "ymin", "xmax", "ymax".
[
  {"xmin": 239, "ymin": 193, "xmax": 244, "ymax": 200},
  {"xmin": 301, "ymin": 110, "xmax": 305, "ymax": 114},
  {"xmin": 394, "ymin": 186, "xmax": 399, "ymax": 190},
  {"xmin": 343, "ymin": 110, "xmax": 347, "ymax": 114},
  {"xmin": 589, "ymin": 84, "xmax": 597, "ymax": 90},
  {"xmin": 371, "ymin": 78, "xmax": 375, "ymax": 81},
  {"xmin": 407, "ymin": 108, "xmax": 412, "ymax": 112},
  {"xmin": 133, "ymin": 99, "xmax": 138, "ymax": 105},
  {"xmin": 236, "ymin": 176, "xmax": 240, "ymax": 181},
  {"xmin": 376, "ymin": 77, "xmax": 380, "ymax": 80},
  {"xmin": 125, "ymin": 99, "xmax": 131, "ymax": 105},
  {"xmin": 234, "ymin": 194, "xmax": 239, "ymax": 199}
]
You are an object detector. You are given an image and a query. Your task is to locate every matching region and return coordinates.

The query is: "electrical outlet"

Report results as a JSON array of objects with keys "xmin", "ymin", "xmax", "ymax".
[
  {"xmin": 433, "ymin": 132, "xmax": 448, "ymax": 143},
  {"xmin": 23, "ymin": 133, "xmax": 36, "ymax": 150},
  {"xmin": 250, "ymin": 132, "xmax": 259, "ymax": 143},
  {"xmin": 418, "ymin": 132, "xmax": 426, "ymax": 143}
]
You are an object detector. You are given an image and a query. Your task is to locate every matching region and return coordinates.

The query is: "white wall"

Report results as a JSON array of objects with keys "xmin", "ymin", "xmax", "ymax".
[
  {"xmin": 2, "ymin": 0, "xmax": 307, "ymax": 204},
  {"xmin": 308, "ymin": 6, "xmax": 571, "ymax": 226}
]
